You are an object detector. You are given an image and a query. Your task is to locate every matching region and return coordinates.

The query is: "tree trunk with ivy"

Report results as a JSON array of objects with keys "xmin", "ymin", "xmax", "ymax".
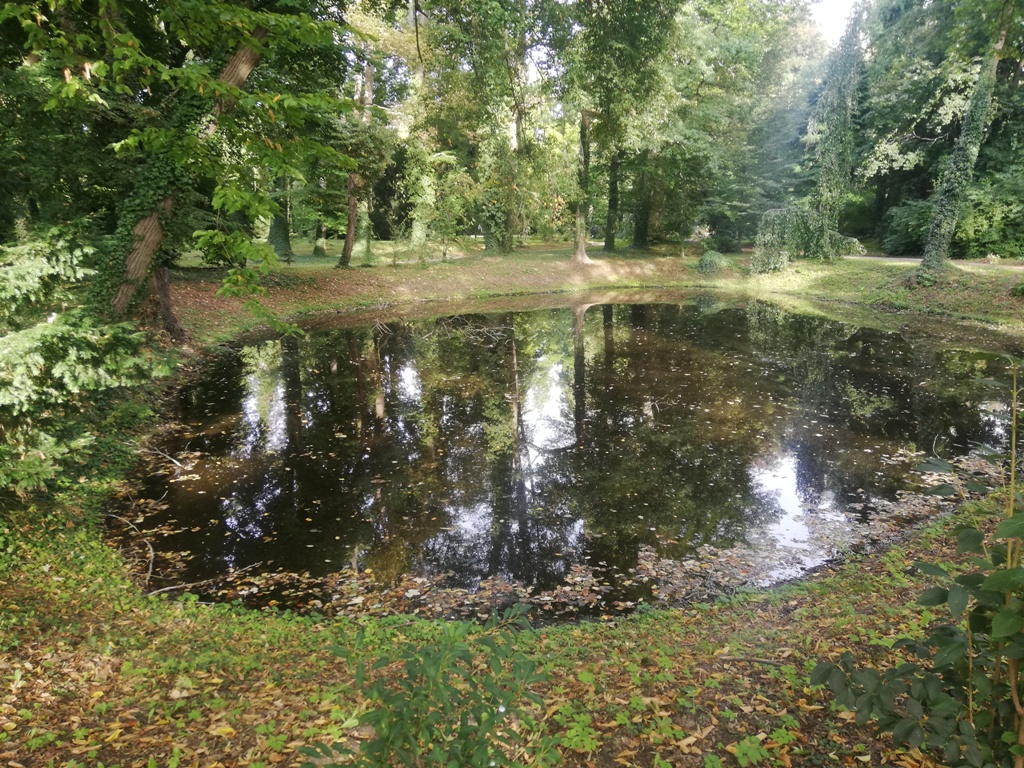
[
  {"xmin": 149, "ymin": 266, "xmax": 185, "ymax": 342},
  {"xmin": 268, "ymin": 178, "xmax": 293, "ymax": 264},
  {"xmin": 312, "ymin": 219, "xmax": 329, "ymax": 258},
  {"xmin": 631, "ymin": 151, "xmax": 652, "ymax": 249},
  {"xmin": 573, "ymin": 112, "xmax": 593, "ymax": 264},
  {"xmin": 340, "ymin": 61, "xmax": 375, "ymax": 269},
  {"xmin": 915, "ymin": 20, "xmax": 1009, "ymax": 281},
  {"xmin": 604, "ymin": 149, "xmax": 620, "ymax": 252},
  {"xmin": 111, "ymin": 28, "xmax": 269, "ymax": 319}
]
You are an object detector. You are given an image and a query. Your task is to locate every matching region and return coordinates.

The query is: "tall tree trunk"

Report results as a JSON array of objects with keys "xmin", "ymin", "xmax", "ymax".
[
  {"xmin": 573, "ymin": 113, "xmax": 593, "ymax": 264},
  {"xmin": 312, "ymin": 219, "xmax": 328, "ymax": 258},
  {"xmin": 916, "ymin": 10, "xmax": 1011, "ymax": 281},
  {"xmin": 339, "ymin": 61, "xmax": 375, "ymax": 269},
  {"xmin": 149, "ymin": 266, "xmax": 185, "ymax": 341},
  {"xmin": 112, "ymin": 27, "xmax": 268, "ymax": 315},
  {"xmin": 357, "ymin": 199, "xmax": 373, "ymax": 264},
  {"xmin": 604, "ymin": 149, "xmax": 621, "ymax": 252},
  {"xmin": 632, "ymin": 151, "xmax": 652, "ymax": 249},
  {"xmin": 405, "ymin": 0, "xmax": 431, "ymax": 252},
  {"xmin": 113, "ymin": 198, "xmax": 173, "ymax": 314},
  {"xmin": 339, "ymin": 173, "xmax": 359, "ymax": 268},
  {"xmin": 268, "ymin": 177, "xmax": 293, "ymax": 263}
]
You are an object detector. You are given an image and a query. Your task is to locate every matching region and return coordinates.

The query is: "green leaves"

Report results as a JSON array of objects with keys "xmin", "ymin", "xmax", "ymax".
[
  {"xmin": 956, "ymin": 527, "xmax": 985, "ymax": 554},
  {"xmin": 319, "ymin": 605, "xmax": 558, "ymax": 768},
  {"xmin": 994, "ymin": 514, "xmax": 1024, "ymax": 539},
  {"xmin": 991, "ymin": 609, "xmax": 1024, "ymax": 638},
  {"xmin": 0, "ymin": 235, "xmax": 161, "ymax": 495},
  {"xmin": 947, "ymin": 585, "xmax": 969, "ymax": 617},
  {"xmin": 0, "ymin": 239, "xmax": 93, "ymax": 325},
  {"xmin": 980, "ymin": 568, "xmax": 1024, "ymax": 591},
  {"xmin": 918, "ymin": 586, "xmax": 950, "ymax": 607}
]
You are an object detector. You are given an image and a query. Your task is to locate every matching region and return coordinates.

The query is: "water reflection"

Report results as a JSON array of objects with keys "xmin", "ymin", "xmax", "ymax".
[{"xmin": 138, "ymin": 299, "xmax": 1016, "ymax": 612}]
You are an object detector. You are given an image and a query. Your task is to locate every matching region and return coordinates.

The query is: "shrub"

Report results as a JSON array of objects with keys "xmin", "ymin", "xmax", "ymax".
[
  {"xmin": 697, "ymin": 250, "xmax": 727, "ymax": 274},
  {"xmin": 301, "ymin": 606, "xmax": 561, "ymax": 768},
  {"xmin": 879, "ymin": 200, "xmax": 932, "ymax": 256},
  {"xmin": 0, "ymin": 235, "xmax": 160, "ymax": 496}
]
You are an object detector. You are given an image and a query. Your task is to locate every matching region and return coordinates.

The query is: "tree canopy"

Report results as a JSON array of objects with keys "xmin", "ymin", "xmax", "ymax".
[{"xmin": 2, "ymin": 0, "xmax": 1023, "ymax": 494}]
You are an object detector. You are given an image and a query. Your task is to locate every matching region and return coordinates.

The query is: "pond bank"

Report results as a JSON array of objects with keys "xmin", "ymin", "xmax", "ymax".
[
  {"xmin": 3, "ymin": 246, "xmax": 1023, "ymax": 767},
  {"xmin": 2, "ymin": 480, "xmax": 988, "ymax": 767},
  {"xmin": 169, "ymin": 247, "xmax": 1024, "ymax": 343}
]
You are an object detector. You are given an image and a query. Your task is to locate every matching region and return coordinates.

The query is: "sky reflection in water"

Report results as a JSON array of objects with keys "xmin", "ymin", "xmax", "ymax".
[{"xmin": 138, "ymin": 299, "xmax": 1015, "ymax": 608}]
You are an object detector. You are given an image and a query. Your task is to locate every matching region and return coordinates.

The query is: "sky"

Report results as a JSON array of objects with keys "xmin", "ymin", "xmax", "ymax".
[{"xmin": 810, "ymin": 0, "xmax": 860, "ymax": 46}]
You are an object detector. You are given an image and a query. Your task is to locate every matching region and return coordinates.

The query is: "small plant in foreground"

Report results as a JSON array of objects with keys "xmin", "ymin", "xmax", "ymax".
[
  {"xmin": 300, "ymin": 605, "xmax": 560, "ymax": 767},
  {"xmin": 732, "ymin": 734, "xmax": 771, "ymax": 766},
  {"xmin": 553, "ymin": 704, "xmax": 600, "ymax": 753},
  {"xmin": 813, "ymin": 356, "xmax": 1023, "ymax": 767}
]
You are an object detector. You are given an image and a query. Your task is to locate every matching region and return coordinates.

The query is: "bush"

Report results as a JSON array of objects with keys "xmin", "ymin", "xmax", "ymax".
[
  {"xmin": 879, "ymin": 200, "xmax": 933, "ymax": 256},
  {"xmin": 302, "ymin": 606, "xmax": 561, "ymax": 768},
  {"xmin": 956, "ymin": 175, "xmax": 1024, "ymax": 261},
  {"xmin": 1011, "ymin": 281, "xmax": 1024, "ymax": 298},
  {"xmin": 697, "ymin": 250, "xmax": 727, "ymax": 274},
  {"xmin": 0, "ymin": 235, "xmax": 160, "ymax": 496}
]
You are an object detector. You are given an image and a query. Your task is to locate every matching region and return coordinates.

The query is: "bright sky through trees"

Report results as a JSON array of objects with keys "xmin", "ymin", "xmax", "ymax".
[{"xmin": 811, "ymin": 0, "xmax": 859, "ymax": 45}]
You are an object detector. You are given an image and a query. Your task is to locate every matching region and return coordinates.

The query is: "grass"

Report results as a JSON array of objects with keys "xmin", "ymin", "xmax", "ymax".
[
  {"xmin": 167, "ymin": 242, "xmax": 1024, "ymax": 344},
  {"xmin": 3, "ymin": 239, "xmax": 1023, "ymax": 767}
]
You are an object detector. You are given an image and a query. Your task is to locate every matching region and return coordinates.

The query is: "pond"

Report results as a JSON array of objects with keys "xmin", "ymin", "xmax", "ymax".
[{"xmin": 121, "ymin": 294, "xmax": 1019, "ymax": 621}]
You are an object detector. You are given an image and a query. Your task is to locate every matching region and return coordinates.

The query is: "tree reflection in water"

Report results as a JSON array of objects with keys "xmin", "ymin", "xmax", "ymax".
[{"xmin": 139, "ymin": 299, "xmax": 1014, "ymax": 608}]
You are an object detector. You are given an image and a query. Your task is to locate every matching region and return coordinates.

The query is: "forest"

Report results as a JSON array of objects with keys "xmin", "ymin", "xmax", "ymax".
[
  {"xmin": 2, "ymin": 0, "xmax": 1023, "ymax": 492},
  {"xmin": 2, "ymin": 0, "xmax": 1024, "ymax": 766}
]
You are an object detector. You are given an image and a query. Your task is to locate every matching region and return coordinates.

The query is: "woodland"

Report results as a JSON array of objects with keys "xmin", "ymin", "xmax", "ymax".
[
  {"xmin": 2, "ymin": 0, "xmax": 1024, "ymax": 490},
  {"xmin": 3, "ymin": 0, "xmax": 1024, "ymax": 766}
]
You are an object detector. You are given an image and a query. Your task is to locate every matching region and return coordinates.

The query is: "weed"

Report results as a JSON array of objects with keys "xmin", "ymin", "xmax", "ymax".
[
  {"xmin": 733, "ymin": 734, "xmax": 771, "ymax": 766},
  {"xmin": 554, "ymin": 707, "xmax": 600, "ymax": 754},
  {"xmin": 697, "ymin": 250, "xmax": 727, "ymax": 274},
  {"xmin": 302, "ymin": 605, "xmax": 560, "ymax": 767}
]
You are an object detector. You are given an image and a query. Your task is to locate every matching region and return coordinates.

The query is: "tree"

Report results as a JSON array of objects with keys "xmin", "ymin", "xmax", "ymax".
[
  {"xmin": 1, "ymin": 1, "xmax": 352, "ymax": 331},
  {"xmin": 752, "ymin": 10, "xmax": 867, "ymax": 272},
  {"xmin": 914, "ymin": 0, "xmax": 1018, "ymax": 281},
  {"xmin": 0, "ymin": 234, "xmax": 157, "ymax": 495},
  {"xmin": 562, "ymin": 0, "xmax": 680, "ymax": 259},
  {"xmin": 850, "ymin": 0, "xmax": 1023, "ymax": 267}
]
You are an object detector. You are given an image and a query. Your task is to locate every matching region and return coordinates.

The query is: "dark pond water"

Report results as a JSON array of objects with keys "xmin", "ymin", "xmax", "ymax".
[{"xmin": 126, "ymin": 296, "xmax": 1018, "ymax": 619}]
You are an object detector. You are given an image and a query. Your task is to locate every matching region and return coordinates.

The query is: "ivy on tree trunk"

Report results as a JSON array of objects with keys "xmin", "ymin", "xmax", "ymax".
[
  {"xmin": 916, "ymin": 15, "xmax": 1010, "ymax": 281},
  {"xmin": 604, "ymin": 149, "xmax": 620, "ymax": 252},
  {"xmin": 111, "ymin": 27, "xmax": 269, "ymax": 318},
  {"xmin": 268, "ymin": 178, "xmax": 294, "ymax": 264},
  {"xmin": 340, "ymin": 61, "xmax": 375, "ymax": 269},
  {"xmin": 573, "ymin": 112, "xmax": 592, "ymax": 264}
]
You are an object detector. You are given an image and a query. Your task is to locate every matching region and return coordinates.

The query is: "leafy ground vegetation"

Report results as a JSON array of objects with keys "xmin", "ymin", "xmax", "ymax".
[
  {"xmin": 0, "ymin": 466, "xmax": 1003, "ymax": 768},
  {"xmin": 2, "ymin": 251, "xmax": 1023, "ymax": 768}
]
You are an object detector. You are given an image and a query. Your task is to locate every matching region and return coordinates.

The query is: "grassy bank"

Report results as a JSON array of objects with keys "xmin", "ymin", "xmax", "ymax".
[
  {"xmin": 2, "ymin": 473, "xmax": 982, "ymax": 767},
  {"xmin": 3, "ymin": 244, "xmax": 1023, "ymax": 767},
  {"xmin": 168, "ymin": 245, "xmax": 1024, "ymax": 343}
]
